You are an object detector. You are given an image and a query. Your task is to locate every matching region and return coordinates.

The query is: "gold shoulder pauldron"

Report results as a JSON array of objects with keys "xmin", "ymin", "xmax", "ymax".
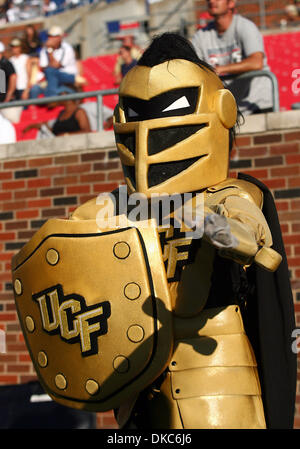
[{"xmin": 206, "ymin": 178, "xmax": 263, "ymax": 209}]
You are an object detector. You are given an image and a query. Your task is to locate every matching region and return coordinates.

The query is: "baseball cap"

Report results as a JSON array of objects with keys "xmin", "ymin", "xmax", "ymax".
[
  {"xmin": 10, "ymin": 38, "xmax": 22, "ymax": 47},
  {"xmin": 48, "ymin": 26, "xmax": 64, "ymax": 37},
  {"xmin": 0, "ymin": 41, "xmax": 5, "ymax": 52}
]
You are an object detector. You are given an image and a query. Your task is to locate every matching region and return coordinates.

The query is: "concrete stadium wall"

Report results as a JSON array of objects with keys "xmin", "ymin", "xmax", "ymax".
[
  {"xmin": 0, "ymin": 110, "xmax": 300, "ymax": 428},
  {"xmin": 43, "ymin": 0, "xmax": 148, "ymax": 58},
  {"xmin": 0, "ymin": 0, "xmax": 148, "ymax": 59}
]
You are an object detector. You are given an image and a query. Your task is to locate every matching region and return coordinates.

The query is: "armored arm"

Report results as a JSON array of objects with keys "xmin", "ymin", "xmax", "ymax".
[{"xmin": 204, "ymin": 179, "xmax": 282, "ymax": 271}]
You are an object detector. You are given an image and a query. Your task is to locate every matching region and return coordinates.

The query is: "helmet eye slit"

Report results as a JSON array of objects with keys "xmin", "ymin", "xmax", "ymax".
[
  {"xmin": 148, "ymin": 156, "xmax": 203, "ymax": 188},
  {"xmin": 122, "ymin": 87, "xmax": 199, "ymax": 122},
  {"xmin": 115, "ymin": 132, "xmax": 136, "ymax": 156},
  {"xmin": 148, "ymin": 124, "xmax": 207, "ymax": 155}
]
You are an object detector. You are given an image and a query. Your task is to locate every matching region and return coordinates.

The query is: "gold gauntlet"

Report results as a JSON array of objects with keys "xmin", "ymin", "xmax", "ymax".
[{"xmin": 204, "ymin": 180, "xmax": 282, "ymax": 271}]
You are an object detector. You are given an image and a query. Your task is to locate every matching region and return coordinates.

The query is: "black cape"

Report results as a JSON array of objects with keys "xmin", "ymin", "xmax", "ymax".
[{"xmin": 238, "ymin": 173, "xmax": 297, "ymax": 429}]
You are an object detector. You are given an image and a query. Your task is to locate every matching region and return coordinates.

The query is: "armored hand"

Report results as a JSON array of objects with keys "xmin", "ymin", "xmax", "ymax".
[{"xmin": 203, "ymin": 194, "xmax": 282, "ymax": 272}]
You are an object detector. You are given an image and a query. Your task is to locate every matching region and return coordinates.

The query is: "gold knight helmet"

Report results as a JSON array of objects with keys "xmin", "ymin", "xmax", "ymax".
[{"xmin": 114, "ymin": 33, "xmax": 238, "ymax": 197}]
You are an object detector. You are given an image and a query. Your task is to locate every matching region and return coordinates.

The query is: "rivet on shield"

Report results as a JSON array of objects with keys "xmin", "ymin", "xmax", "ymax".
[
  {"xmin": 127, "ymin": 325, "xmax": 145, "ymax": 343},
  {"xmin": 113, "ymin": 355, "xmax": 130, "ymax": 373},
  {"xmin": 124, "ymin": 282, "xmax": 141, "ymax": 300},
  {"xmin": 46, "ymin": 248, "xmax": 60, "ymax": 266},
  {"xmin": 25, "ymin": 316, "xmax": 35, "ymax": 333},
  {"xmin": 113, "ymin": 241, "xmax": 131, "ymax": 259},
  {"xmin": 14, "ymin": 279, "xmax": 22, "ymax": 296},
  {"xmin": 55, "ymin": 373, "xmax": 67, "ymax": 390},
  {"xmin": 37, "ymin": 351, "xmax": 48, "ymax": 368},
  {"xmin": 85, "ymin": 379, "xmax": 100, "ymax": 395}
]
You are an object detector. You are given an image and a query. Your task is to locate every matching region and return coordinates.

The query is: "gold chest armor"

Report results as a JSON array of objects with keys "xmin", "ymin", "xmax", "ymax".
[
  {"xmin": 137, "ymin": 239, "xmax": 266, "ymax": 429},
  {"xmin": 123, "ymin": 179, "xmax": 271, "ymax": 429}
]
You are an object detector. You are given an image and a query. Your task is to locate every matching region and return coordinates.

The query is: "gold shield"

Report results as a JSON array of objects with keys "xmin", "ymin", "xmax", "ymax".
[{"xmin": 11, "ymin": 218, "xmax": 173, "ymax": 411}]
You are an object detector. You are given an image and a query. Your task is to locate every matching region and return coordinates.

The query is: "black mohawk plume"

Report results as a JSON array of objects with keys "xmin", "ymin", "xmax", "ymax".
[
  {"xmin": 136, "ymin": 32, "xmax": 241, "ymax": 151},
  {"xmin": 137, "ymin": 32, "xmax": 214, "ymax": 72}
]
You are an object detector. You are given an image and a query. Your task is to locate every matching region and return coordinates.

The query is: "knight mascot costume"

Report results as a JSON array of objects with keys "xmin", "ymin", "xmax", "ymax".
[{"xmin": 11, "ymin": 34, "xmax": 296, "ymax": 429}]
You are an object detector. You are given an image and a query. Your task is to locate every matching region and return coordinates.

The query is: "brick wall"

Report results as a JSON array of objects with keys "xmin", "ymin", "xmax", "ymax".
[{"xmin": 0, "ymin": 111, "xmax": 299, "ymax": 428}]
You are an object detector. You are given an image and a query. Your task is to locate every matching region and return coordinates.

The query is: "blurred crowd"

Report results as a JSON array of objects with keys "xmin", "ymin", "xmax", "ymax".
[
  {"xmin": 0, "ymin": 0, "xmax": 98, "ymax": 24},
  {"xmin": 0, "ymin": 24, "xmax": 101, "ymax": 143},
  {"xmin": 0, "ymin": 24, "xmax": 143, "ymax": 145},
  {"xmin": 285, "ymin": 1, "xmax": 300, "ymax": 23},
  {"xmin": 1, "ymin": 0, "xmax": 291, "ymax": 146},
  {"xmin": 112, "ymin": 35, "xmax": 142, "ymax": 86}
]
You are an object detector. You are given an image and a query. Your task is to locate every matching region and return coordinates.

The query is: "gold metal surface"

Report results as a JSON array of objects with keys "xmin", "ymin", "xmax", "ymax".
[
  {"xmin": 127, "ymin": 325, "xmax": 145, "ymax": 343},
  {"xmin": 124, "ymin": 282, "xmax": 141, "ymax": 300},
  {"xmin": 14, "ymin": 279, "xmax": 22, "ymax": 296},
  {"xmin": 46, "ymin": 248, "xmax": 59, "ymax": 265},
  {"xmin": 204, "ymin": 178, "xmax": 281, "ymax": 270},
  {"xmin": 113, "ymin": 355, "xmax": 130, "ymax": 373},
  {"xmin": 113, "ymin": 242, "xmax": 131, "ymax": 259},
  {"xmin": 55, "ymin": 374, "xmax": 67, "ymax": 390},
  {"xmin": 206, "ymin": 178, "xmax": 264, "ymax": 208},
  {"xmin": 171, "ymin": 366, "xmax": 261, "ymax": 398},
  {"xmin": 138, "ymin": 305, "xmax": 266, "ymax": 429},
  {"xmin": 170, "ymin": 334, "xmax": 256, "ymax": 370},
  {"xmin": 177, "ymin": 395, "xmax": 266, "ymax": 429},
  {"xmin": 11, "ymin": 218, "xmax": 173, "ymax": 412},
  {"xmin": 115, "ymin": 60, "xmax": 237, "ymax": 197},
  {"xmin": 37, "ymin": 351, "xmax": 48, "ymax": 368},
  {"xmin": 119, "ymin": 59, "xmax": 223, "ymax": 101},
  {"xmin": 85, "ymin": 379, "xmax": 100, "ymax": 395},
  {"xmin": 25, "ymin": 316, "xmax": 35, "ymax": 333},
  {"xmin": 254, "ymin": 246, "xmax": 282, "ymax": 272}
]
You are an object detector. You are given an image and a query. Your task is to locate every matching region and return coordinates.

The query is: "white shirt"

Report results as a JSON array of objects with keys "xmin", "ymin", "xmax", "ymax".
[
  {"xmin": 192, "ymin": 15, "xmax": 273, "ymax": 114},
  {"xmin": 39, "ymin": 41, "xmax": 78, "ymax": 76},
  {"xmin": 43, "ymin": 1, "xmax": 57, "ymax": 13},
  {"xmin": 0, "ymin": 113, "xmax": 16, "ymax": 144},
  {"xmin": 10, "ymin": 54, "xmax": 29, "ymax": 90},
  {"xmin": 6, "ymin": 6, "xmax": 20, "ymax": 23}
]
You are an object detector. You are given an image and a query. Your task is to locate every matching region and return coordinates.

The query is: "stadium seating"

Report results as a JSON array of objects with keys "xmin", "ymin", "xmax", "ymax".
[
  {"xmin": 264, "ymin": 30, "xmax": 300, "ymax": 111},
  {"xmin": 13, "ymin": 53, "xmax": 118, "ymax": 141},
  {"xmin": 11, "ymin": 30, "xmax": 300, "ymax": 141}
]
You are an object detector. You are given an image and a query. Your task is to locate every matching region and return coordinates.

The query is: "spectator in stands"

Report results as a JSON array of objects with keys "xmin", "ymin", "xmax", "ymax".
[
  {"xmin": 30, "ymin": 25, "xmax": 86, "ymax": 99},
  {"xmin": 65, "ymin": 0, "xmax": 81, "ymax": 9},
  {"xmin": 9, "ymin": 37, "xmax": 31, "ymax": 100},
  {"xmin": 191, "ymin": 0, "xmax": 273, "ymax": 115},
  {"xmin": 74, "ymin": 45, "xmax": 84, "ymax": 77},
  {"xmin": 118, "ymin": 45, "xmax": 137, "ymax": 78},
  {"xmin": 198, "ymin": 11, "xmax": 212, "ymax": 28},
  {"xmin": 81, "ymin": 101, "xmax": 114, "ymax": 131},
  {"xmin": 4, "ymin": 0, "xmax": 20, "ymax": 23},
  {"xmin": 42, "ymin": 0, "xmax": 57, "ymax": 16},
  {"xmin": 113, "ymin": 35, "xmax": 142, "ymax": 85},
  {"xmin": 0, "ymin": 41, "xmax": 17, "ymax": 102},
  {"xmin": 22, "ymin": 89, "xmax": 91, "ymax": 136},
  {"xmin": 23, "ymin": 25, "xmax": 42, "ymax": 57},
  {"xmin": 0, "ymin": 112, "xmax": 16, "ymax": 144},
  {"xmin": 285, "ymin": 1, "xmax": 300, "ymax": 22},
  {"xmin": 22, "ymin": 26, "xmax": 44, "ymax": 90}
]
